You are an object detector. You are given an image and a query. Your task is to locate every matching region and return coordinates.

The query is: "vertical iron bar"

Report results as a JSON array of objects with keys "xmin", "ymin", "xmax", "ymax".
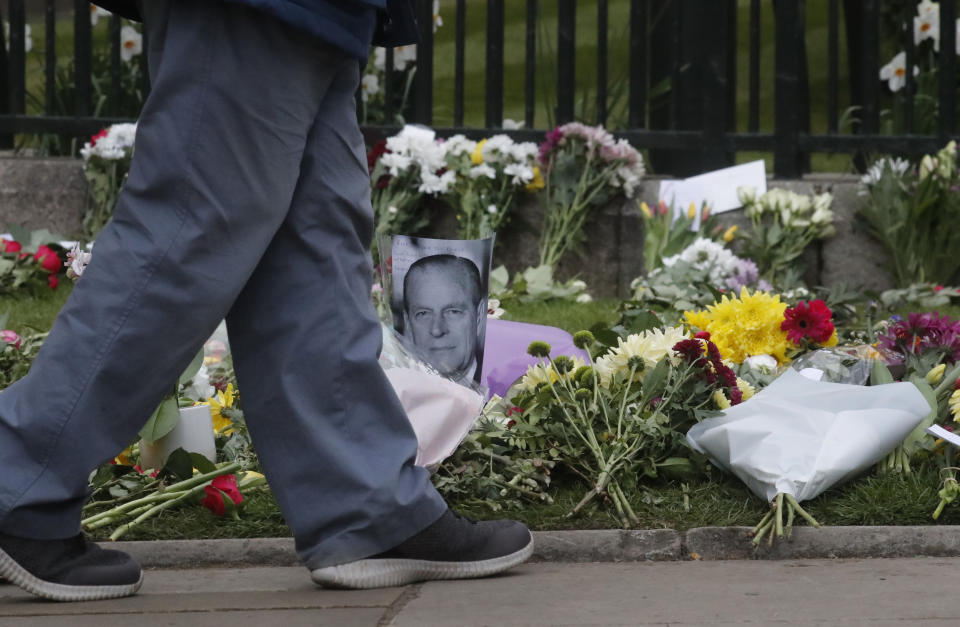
[
  {"xmin": 109, "ymin": 15, "xmax": 122, "ymax": 117},
  {"xmin": 939, "ymin": 0, "xmax": 956, "ymax": 139},
  {"xmin": 669, "ymin": 2, "xmax": 681, "ymax": 129},
  {"xmin": 628, "ymin": 0, "xmax": 646, "ymax": 128},
  {"xmin": 384, "ymin": 47, "xmax": 395, "ymax": 124},
  {"xmin": 596, "ymin": 0, "xmax": 608, "ymax": 126},
  {"xmin": 8, "ymin": 0, "xmax": 26, "ymax": 115},
  {"xmin": 74, "ymin": 0, "xmax": 93, "ymax": 118},
  {"xmin": 860, "ymin": 0, "xmax": 880, "ymax": 134},
  {"xmin": 0, "ymin": 4, "xmax": 10, "ymax": 149},
  {"xmin": 748, "ymin": 0, "xmax": 760, "ymax": 132},
  {"xmin": 774, "ymin": 0, "xmax": 803, "ymax": 177},
  {"xmin": 45, "ymin": 0, "xmax": 56, "ymax": 115},
  {"xmin": 485, "ymin": 0, "xmax": 504, "ymax": 128},
  {"xmin": 903, "ymin": 2, "xmax": 915, "ymax": 134},
  {"xmin": 453, "ymin": 0, "xmax": 465, "ymax": 127},
  {"xmin": 525, "ymin": 0, "xmax": 537, "ymax": 128},
  {"xmin": 827, "ymin": 0, "xmax": 838, "ymax": 133},
  {"xmin": 556, "ymin": 0, "xmax": 576, "ymax": 124},
  {"xmin": 409, "ymin": 0, "xmax": 434, "ymax": 125}
]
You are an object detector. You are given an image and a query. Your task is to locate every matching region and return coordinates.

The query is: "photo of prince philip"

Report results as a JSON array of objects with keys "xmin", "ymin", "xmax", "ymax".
[{"xmin": 401, "ymin": 254, "xmax": 487, "ymax": 385}]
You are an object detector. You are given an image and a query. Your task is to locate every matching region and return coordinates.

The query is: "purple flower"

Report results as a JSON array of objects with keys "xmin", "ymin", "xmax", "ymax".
[
  {"xmin": 725, "ymin": 258, "xmax": 759, "ymax": 292},
  {"xmin": 878, "ymin": 312, "xmax": 960, "ymax": 363},
  {"xmin": 539, "ymin": 127, "xmax": 565, "ymax": 165}
]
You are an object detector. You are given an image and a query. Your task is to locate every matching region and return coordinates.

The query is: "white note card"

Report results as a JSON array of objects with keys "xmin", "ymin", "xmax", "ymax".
[{"xmin": 658, "ymin": 160, "xmax": 767, "ymax": 217}]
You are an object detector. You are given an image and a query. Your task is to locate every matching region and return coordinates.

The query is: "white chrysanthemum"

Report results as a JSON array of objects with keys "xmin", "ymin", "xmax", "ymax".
[
  {"xmin": 469, "ymin": 164, "xmax": 496, "ymax": 179},
  {"xmin": 519, "ymin": 357, "xmax": 585, "ymax": 392},
  {"xmin": 380, "ymin": 152, "xmax": 412, "ymax": 176},
  {"xmin": 443, "ymin": 134, "xmax": 477, "ymax": 157},
  {"xmin": 503, "ymin": 163, "xmax": 534, "ymax": 185},
  {"xmin": 419, "ymin": 169, "xmax": 456, "ymax": 194},
  {"xmin": 662, "ymin": 237, "xmax": 739, "ymax": 285},
  {"xmin": 596, "ymin": 326, "xmax": 688, "ymax": 384}
]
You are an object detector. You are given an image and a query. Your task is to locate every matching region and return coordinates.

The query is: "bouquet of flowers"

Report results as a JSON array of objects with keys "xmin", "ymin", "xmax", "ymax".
[
  {"xmin": 683, "ymin": 288, "xmax": 838, "ymax": 365},
  {"xmin": 640, "ymin": 200, "xmax": 722, "ymax": 273},
  {"xmin": 443, "ymin": 134, "xmax": 544, "ymax": 239},
  {"xmin": 0, "ymin": 229, "xmax": 64, "ymax": 294},
  {"xmin": 537, "ymin": 123, "xmax": 645, "ymax": 267},
  {"xmin": 735, "ymin": 187, "xmax": 835, "ymax": 285},
  {"xmin": 80, "ymin": 123, "xmax": 137, "ymax": 239},
  {"xmin": 501, "ymin": 327, "xmax": 749, "ymax": 527},
  {"xmin": 0, "ymin": 326, "xmax": 46, "ymax": 390},
  {"xmin": 857, "ymin": 142, "xmax": 960, "ymax": 287},
  {"xmin": 368, "ymin": 126, "xmax": 454, "ymax": 247}
]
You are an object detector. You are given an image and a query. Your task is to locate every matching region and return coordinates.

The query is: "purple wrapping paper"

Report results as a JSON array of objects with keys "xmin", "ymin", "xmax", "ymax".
[{"xmin": 480, "ymin": 318, "xmax": 591, "ymax": 399}]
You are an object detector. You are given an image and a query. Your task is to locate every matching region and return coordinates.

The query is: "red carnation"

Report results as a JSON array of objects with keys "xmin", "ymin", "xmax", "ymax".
[
  {"xmin": 367, "ymin": 139, "xmax": 389, "ymax": 173},
  {"xmin": 782, "ymin": 299, "xmax": 834, "ymax": 345},
  {"xmin": 33, "ymin": 245, "xmax": 62, "ymax": 273},
  {"xmin": 1, "ymin": 240, "xmax": 21, "ymax": 254},
  {"xmin": 90, "ymin": 128, "xmax": 109, "ymax": 146},
  {"xmin": 200, "ymin": 474, "xmax": 244, "ymax": 516},
  {"xmin": 694, "ymin": 331, "xmax": 711, "ymax": 341}
]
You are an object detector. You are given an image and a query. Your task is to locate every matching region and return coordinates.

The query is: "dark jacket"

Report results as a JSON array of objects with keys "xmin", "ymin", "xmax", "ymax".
[{"xmin": 93, "ymin": 0, "xmax": 419, "ymax": 59}]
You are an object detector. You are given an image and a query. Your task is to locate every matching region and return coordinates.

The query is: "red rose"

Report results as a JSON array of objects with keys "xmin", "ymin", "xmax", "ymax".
[
  {"xmin": 1, "ymin": 240, "xmax": 21, "ymax": 254},
  {"xmin": 200, "ymin": 474, "xmax": 244, "ymax": 516},
  {"xmin": 90, "ymin": 128, "xmax": 109, "ymax": 146},
  {"xmin": 34, "ymin": 245, "xmax": 62, "ymax": 273},
  {"xmin": 933, "ymin": 285, "xmax": 945, "ymax": 292},
  {"xmin": 47, "ymin": 274, "xmax": 59, "ymax": 290}
]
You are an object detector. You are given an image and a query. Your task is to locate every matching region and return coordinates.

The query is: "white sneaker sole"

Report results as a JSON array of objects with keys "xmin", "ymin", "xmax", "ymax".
[
  {"xmin": 0, "ymin": 546, "xmax": 143, "ymax": 602},
  {"xmin": 310, "ymin": 535, "xmax": 534, "ymax": 589}
]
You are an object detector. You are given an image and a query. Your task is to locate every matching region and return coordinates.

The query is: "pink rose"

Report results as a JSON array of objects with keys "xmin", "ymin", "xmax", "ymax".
[{"xmin": 0, "ymin": 330, "xmax": 21, "ymax": 349}]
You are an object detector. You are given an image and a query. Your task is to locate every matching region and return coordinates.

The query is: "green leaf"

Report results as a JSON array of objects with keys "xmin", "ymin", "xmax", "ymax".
[
  {"xmin": 189, "ymin": 451, "xmax": 217, "ymax": 475},
  {"xmin": 642, "ymin": 359, "xmax": 670, "ymax": 396},
  {"xmin": 179, "ymin": 349, "xmax": 205, "ymax": 385},
  {"xmin": 161, "ymin": 447, "xmax": 195, "ymax": 481},
  {"xmin": 139, "ymin": 395, "xmax": 181, "ymax": 442},
  {"xmin": 902, "ymin": 377, "xmax": 938, "ymax": 454},
  {"xmin": 870, "ymin": 360, "xmax": 895, "ymax": 386}
]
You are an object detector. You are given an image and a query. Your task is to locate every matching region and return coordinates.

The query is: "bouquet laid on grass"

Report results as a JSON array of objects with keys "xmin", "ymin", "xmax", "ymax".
[
  {"xmin": 442, "ymin": 134, "xmax": 543, "ymax": 239},
  {"xmin": 683, "ymin": 288, "xmax": 838, "ymax": 365},
  {"xmin": 537, "ymin": 123, "xmax": 645, "ymax": 267},
  {"xmin": 80, "ymin": 123, "xmax": 137, "ymax": 239},
  {"xmin": 368, "ymin": 126, "xmax": 453, "ymax": 250},
  {"xmin": 629, "ymin": 238, "xmax": 773, "ymax": 323},
  {"xmin": 0, "ymin": 228, "xmax": 65, "ymax": 294},
  {"xmin": 82, "ymin": 449, "xmax": 265, "ymax": 540},
  {"xmin": 496, "ymin": 327, "xmax": 749, "ymax": 527},
  {"xmin": 0, "ymin": 326, "xmax": 46, "ymax": 389},
  {"xmin": 857, "ymin": 142, "xmax": 960, "ymax": 287},
  {"xmin": 489, "ymin": 264, "xmax": 591, "ymax": 304},
  {"xmin": 735, "ymin": 187, "xmax": 835, "ymax": 285}
]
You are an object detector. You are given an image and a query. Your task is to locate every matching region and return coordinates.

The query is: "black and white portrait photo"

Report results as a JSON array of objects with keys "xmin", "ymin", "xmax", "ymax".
[{"xmin": 385, "ymin": 235, "xmax": 494, "ymax": 385}]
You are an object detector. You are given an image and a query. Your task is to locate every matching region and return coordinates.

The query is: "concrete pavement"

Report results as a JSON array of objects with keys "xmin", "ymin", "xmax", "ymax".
[{"xmin": 2, "ymin": 559, "xmax": 959, "ymax": 626}]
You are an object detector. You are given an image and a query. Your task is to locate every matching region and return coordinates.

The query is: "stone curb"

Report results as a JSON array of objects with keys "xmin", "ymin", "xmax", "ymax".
[{"xmin": 114, "ymin": 526, "xmax": 960, "ymax": 569}]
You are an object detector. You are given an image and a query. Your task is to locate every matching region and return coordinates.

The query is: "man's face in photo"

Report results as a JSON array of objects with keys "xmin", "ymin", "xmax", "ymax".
[{"xmin": 404, "ymin": 265, "xmax": 480, "ymax": 377}]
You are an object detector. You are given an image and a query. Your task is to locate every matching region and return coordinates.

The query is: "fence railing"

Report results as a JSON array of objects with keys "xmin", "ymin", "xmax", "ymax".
[{"xmin": 2, "ymin": 0, "xmax": 959, "ymax": 178}]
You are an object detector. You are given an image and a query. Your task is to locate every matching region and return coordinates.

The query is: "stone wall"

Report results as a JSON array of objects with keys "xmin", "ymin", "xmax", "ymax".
[{"xmin": 0, "ymin": 157, "xmax": 894, "ymax": 297}]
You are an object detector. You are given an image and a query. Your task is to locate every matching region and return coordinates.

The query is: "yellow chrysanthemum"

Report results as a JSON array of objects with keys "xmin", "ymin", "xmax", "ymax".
[
  {"xmin": 519, "ymin": 357, "xmax": 585, "ymax": 392},
  {"xmin": 207, "ymin": 384, "xmax": 236, "ymax": 434},
  {"xmin": 682, "ymin": 287, "xmax": 791, "ymax": 365},
  {"xmin": 950, "ymin": 389, "xmax": 960, "ymax": 422},
  {"xmin": 713, "ymin": 389, "xmax": 731, "ymax": 410},
  {"xmin": 736, "ymin": 377, "xmax": 756, "ymax": 401}
]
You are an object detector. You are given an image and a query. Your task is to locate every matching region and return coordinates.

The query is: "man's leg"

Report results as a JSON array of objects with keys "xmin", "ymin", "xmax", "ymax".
[
  {"xmin": 0, "ymin": 0, "xmax": 356, "ymax": 600},
  {"xmin": 226, "ymin": 45, "xmax": 532, "ymax": 590}
]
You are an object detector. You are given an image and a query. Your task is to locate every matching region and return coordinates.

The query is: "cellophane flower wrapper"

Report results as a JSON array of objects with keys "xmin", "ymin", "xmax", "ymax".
[
  {"xmin": 788, "ymin": 345, "xmax": 893, "ymax": 386},
  {"xmin": 686, "ymin": 369, "xmax": 931, "ymax": 503},
  {"xmin": 379, "ymin": 323, "xmax": 485, "ymax": 469}
]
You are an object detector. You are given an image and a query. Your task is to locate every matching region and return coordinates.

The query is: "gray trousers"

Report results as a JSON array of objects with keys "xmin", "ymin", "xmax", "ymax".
[{"xmin": 0, "ymin": 0, "xmax": 446, "ymax": 569}]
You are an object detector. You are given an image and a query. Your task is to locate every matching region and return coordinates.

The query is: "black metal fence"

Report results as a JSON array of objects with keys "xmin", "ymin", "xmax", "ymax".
[{"xmin": 2, "ymin": 0, "xmax": 959, "ymax": 177}]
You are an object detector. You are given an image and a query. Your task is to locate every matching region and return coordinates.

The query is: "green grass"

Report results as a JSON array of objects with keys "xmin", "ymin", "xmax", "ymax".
[
  {"xmin": 0, "ymin": 283, "xmax": 72, "ymax": 334},
  {"xmin": 501, "ymin": 298, "xmax": 619, "ymax": 335}
]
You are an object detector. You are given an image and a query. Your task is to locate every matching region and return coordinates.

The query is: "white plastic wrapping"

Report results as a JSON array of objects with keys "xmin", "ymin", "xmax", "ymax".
[{"xmin": 686, "ymin": 369, "xmax": 932, "ymax": 503}]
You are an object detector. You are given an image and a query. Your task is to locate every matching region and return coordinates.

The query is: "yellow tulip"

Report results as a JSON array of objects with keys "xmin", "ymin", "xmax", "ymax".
[
  {"xmin": 926, "ymin": 363, "xmax": 946, "ymax": 385},
  {"xmin": 687, "ymin": 202, "xmax": 697, "ymax": 219},
  {"xmin": 640, "ymin": 201, "xmax": 653, "ymax": 218},
  {"xmin": 471, "ymin": 139, "xmax": 487, "ymax": 165},
  {"xmin": 722, "ymin": 225, "xmax": 738, "ymax": 242}
]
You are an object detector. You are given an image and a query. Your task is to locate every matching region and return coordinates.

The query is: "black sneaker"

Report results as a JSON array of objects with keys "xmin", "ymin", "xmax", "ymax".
[
  {"xmin": 0, "ymin": 532, "xmax": 143, "ymax": 601},
  {"xmin": 310, "ymin": 510, "xmax": 533, "ymax": 589}
]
